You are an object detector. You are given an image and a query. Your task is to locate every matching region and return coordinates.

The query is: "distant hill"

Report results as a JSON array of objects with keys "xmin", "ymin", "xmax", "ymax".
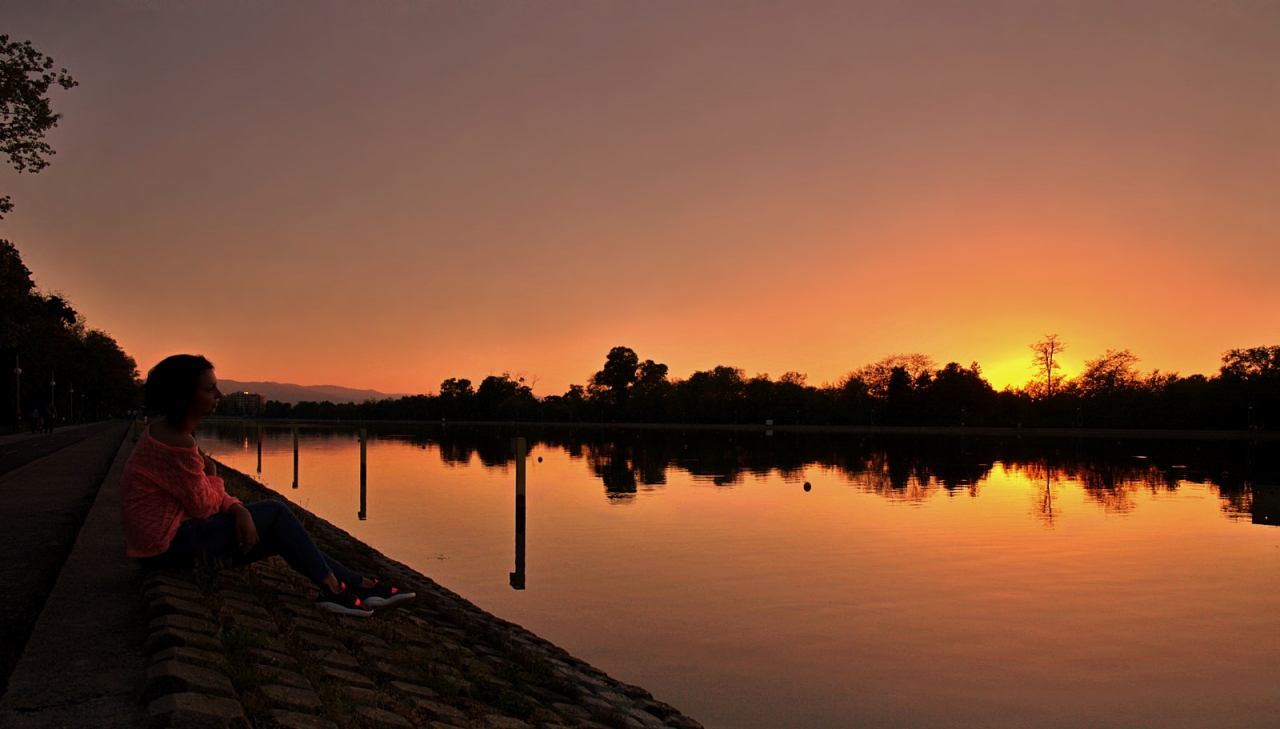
[{"xmin": 217, "ymin": 379, "xmax": 410, "ymax": 405}]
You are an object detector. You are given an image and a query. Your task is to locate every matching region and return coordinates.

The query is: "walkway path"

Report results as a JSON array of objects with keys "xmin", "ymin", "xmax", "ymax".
[
  {"xmin": 0, "ymin": 423, "xmax": 111, "ymax": 478},
  {"xmin": 0, "ymin": 421, "xmax": 132, "ymax": 699}
]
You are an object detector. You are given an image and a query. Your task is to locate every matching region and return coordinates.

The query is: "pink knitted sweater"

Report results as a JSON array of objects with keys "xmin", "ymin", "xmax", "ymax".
[{"xmin": 120, "ymin": 428, "xmax": 242, "ymax": 558}]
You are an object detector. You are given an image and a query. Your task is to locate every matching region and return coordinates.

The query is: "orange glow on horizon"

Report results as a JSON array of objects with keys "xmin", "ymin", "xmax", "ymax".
[{"xmin": 1, "ymin": 1, "xmax": 1276, "ymax": 396}]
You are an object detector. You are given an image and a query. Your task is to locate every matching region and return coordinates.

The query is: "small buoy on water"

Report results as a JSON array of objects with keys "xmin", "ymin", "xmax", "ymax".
[
  {"xmin": 537, "ymin": 456, "xmax": 543, "ymax": 463},
  {"xmin": 803, "ymin": 482, "xmax": 812, "ymax": 492}
]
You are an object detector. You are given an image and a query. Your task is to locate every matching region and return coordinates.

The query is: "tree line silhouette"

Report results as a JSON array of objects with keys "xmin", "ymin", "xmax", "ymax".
[
  {"xmin": 2, "ymin": 240, "xmax": 140, "ymax": 427},
  {"xmin": 260, "ymin": 341, "xmax": 1280, "ymax": 430}
]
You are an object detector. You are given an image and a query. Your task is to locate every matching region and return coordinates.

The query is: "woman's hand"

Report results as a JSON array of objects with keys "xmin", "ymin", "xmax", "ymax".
[
  {"xmin": 230, "ymin": 504, "xmax": 258, "ymax": 555},
  {"xmin": 200, "ymin": 450, "xmax": 217, "ymax": 477}
]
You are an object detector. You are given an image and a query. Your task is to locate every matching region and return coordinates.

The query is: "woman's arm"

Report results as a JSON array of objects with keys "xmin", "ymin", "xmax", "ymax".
[{"xmin": 153, "ymin": 449, "xmax": 240, "ymax": 518}]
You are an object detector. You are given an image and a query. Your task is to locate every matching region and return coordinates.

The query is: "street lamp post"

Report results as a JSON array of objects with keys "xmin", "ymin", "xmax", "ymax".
[
  {"xmin": 12, "ymin": 357, "xmax": 19, "ymax": 421},
  {"xmin": 49, "ymin": 371, "xmax": 55, "ymax": 422}
]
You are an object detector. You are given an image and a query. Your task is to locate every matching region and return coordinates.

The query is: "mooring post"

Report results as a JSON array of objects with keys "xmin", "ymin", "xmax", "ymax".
[
  {"xmin": 358, "ymin": 428, "xmax": 367, "ymax": 521},
  {"xmin": 256, "ymin": 425, "xmax": 263, "ymax": 473},
  {"xmin": 292, "ymin": 426, "xmax": 299, "ymax": 489},
  {"xmin": 510, "ymin": 436, "xmax": 527, "ymax": 590}
]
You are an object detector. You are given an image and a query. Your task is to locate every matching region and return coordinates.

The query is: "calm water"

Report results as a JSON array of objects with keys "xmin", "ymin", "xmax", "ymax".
[{"xmin": 197, "ymin": 423, "xmax": 1280, "ymax": 729}]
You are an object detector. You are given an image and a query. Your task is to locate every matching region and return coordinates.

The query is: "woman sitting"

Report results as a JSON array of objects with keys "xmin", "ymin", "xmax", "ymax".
[{"xmin": 121, "ymin": 354, "xmax": 413, "ymax": 617}]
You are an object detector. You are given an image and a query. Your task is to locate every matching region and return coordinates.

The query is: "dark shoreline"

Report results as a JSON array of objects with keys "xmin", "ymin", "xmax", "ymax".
[{"xmin": 206, "ymin": 417, "xmax": 1280, "ymax": 441}]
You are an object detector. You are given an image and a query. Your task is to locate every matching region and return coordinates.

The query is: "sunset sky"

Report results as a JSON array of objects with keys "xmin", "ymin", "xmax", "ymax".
[{"xmin": 1, "ymin": 1, "xmax": 1277, "ymax": 395}]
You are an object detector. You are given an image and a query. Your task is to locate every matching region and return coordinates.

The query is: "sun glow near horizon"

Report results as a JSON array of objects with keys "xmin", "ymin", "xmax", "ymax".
[{"xmin": 1, "ymin": 1, "xmax": 1277, "ymax": 395}]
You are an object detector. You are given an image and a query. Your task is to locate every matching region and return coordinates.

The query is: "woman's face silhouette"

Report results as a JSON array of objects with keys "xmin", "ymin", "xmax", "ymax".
[{"xmin": 190, "ymin": 368, "xmax": 222, "ymax": 420}]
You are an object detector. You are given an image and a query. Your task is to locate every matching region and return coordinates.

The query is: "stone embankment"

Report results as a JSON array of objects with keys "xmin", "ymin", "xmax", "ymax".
[{"xmin": 139, "ymin": 464, "xmax": 704, "ymax": 729}]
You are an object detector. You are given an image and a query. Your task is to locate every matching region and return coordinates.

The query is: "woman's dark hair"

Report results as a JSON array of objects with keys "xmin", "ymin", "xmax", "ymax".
[{"xmin": 145, "ymin": 354, "xmax": 214, "ymax": 423}]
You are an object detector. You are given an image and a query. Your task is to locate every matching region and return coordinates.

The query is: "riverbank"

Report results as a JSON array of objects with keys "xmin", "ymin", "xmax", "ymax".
[
  {"xmin": 0, "ymin": 425, "xmax": 702, "ymax": 729},
  {"xmin": 198, "ymin": 463, "xmax": 705, "ymax": 729}
]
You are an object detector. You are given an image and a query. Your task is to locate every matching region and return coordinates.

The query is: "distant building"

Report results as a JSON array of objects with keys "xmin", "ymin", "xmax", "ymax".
[{"xmin": 219, "ymin": 391, "xmax": 266, "ymax": 417}]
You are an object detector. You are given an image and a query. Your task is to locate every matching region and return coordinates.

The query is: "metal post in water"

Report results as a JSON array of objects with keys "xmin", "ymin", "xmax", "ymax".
[
  {"xmin": 358, "ymin": 428, "xmax": 367, "ymax": 521},
  {"xmin": 256, "ymin": 426, "xmax": 263, "ymax": 472},
  {"xmin": 292, "ymin": 426, "xmax": 299, "ymax": 489},
  {"xmin": 510, "ymin": 436, "xmax": 527, "ymax": 590}
]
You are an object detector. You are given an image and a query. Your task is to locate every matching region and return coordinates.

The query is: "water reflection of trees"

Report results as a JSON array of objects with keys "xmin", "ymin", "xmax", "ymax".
[
  {"xmin": 585, "ymin": 440, "xmax": 668, "ymax": 501},
  {"xmin": 198, "ymin": 423, "xmax": 1278, "ymax": 523},
  {"xmin": 1015, "ymin": 461, "xmax": 1167, "ymax": 517}
]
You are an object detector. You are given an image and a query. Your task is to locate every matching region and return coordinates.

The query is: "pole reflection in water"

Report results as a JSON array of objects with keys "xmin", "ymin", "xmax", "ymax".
[
  {"xmin": 510, "ymin": 436, "xmax": 526, "ymax": 590},
  {"xmin": 358, "ymin": 428, "xmax": 367, "ymax": 521},
  {"xmin": 292, "ymin": 426, "xmax": 299, "ymax": 489}
]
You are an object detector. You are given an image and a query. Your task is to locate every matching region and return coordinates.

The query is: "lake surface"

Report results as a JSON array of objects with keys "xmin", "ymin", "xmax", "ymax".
[{"xmin": 197, "ymin": 423, "xmax": 1280, "ymax": 729}]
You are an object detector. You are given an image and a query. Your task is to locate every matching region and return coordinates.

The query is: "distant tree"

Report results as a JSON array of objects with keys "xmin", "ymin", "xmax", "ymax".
[
  {"xmin": 439, "ymin": 377, "xmax": 474, "ymax": 398},
  {"xmin": 925, "ymin": 361, "xmax": 996, "ymax": 425},
  {"xmin": 262, "ymin": 399, "xmax": 292, "ymax": 418},
  {"xmin": 629, "ymin": 358, "xmax": 672, "ymax": 421},
  {"xmin": 1220, "ymin": 346, "xmax": 1280, "ymax": 380},
  {"xmin": 589, "ymin": 346, "xmax": 642, "ymax": 412},
  {"xmin": 882, "ymin": 366, "xmax": 916, "ymax": 424},
  {"xmin": 79, "ymin": 329, "xmax": 140, "ymax": 415},
  {"xmin": 853, "ymin": 353, "xmax": 935, "ymax": 398},
  {"xmin": 677, "ymin": 366, "xmax": 747, "ymax": 422},
  {"xmin": 778, "ymin": 371, "xmax": 806, "ymax": 386},
  {"xmin": 1028, "ymin": 334, "xmax": 1067, "ymax": 398},
  {"xmin": 830, "ymin": 373, "xmax": 872, "ymax": 424},
  {"xmin": 0, "ymin": 238, "xmax": 35, "ymax": 347},
  {"xmin": 541, "ymin": 383, "xmax": 588, "ymax": 422},
  {"xmin": 1217, "ymin": 345, "xmax": 1280, "ymax": 431},
  {"xmin": 436, "ymin": 377, "xmax": 474, "ymax": 419},
  {"xmin": 1078, "ymin": 349, "xmax": 1142, "ymax": 395},
  {"xmin": 636, "ymin": 359, "xmax": 669, "ymax": 389},
  {"xmin": 475, "ymin": 373, "xmax": 535, "ymax": 419},
  {"xmin": 0, "ymin": 35, "xmax": 77, "ymax": 218}
]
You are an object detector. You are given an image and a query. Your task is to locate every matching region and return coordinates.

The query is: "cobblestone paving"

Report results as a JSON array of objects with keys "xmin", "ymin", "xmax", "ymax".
[{"xmin": 140, "ymin": 465, "xmax": 704, "ymax": 729}]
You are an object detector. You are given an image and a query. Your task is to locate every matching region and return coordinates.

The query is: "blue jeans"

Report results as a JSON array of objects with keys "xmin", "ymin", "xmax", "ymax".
[{"xmin": 141, "ymin": 499, "xmax": 364, "ymax": 589}]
